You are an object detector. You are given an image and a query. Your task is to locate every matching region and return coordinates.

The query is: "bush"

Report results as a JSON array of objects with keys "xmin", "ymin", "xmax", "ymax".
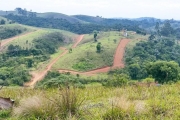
[
  {"xmin": 0, "ymin": 110, "xmax": 11, "ymax": 119},
  {"xmin": 13, "ymin": 88, "xmax": 85, "ymax": 119},
  {"xmin": 143, "ymin": 78, "xmax": 155, "ymax": 83},
  {"xmin": 146, "ymin": 61, "xmax": 179, "ymax": 84},
  {"xmin": 103, "ymin": 108, "xmax": 126, "ymax": 120},
  {"xmin": 103, "ymin": 74, "xmax": 130, "ymax": 87},
  {"xmin": 72, "ymin": 59, "xmax": 94, "ymax": 71}
]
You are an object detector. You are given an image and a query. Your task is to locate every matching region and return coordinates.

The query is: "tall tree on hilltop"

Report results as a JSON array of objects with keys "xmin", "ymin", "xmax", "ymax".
[
  {"xmin": 160, "ymin": 20, "xmax": 174, "ymax": 37},
  {"xmin": 94, "ymin": 31, "xmax": 97, "ymax": 42},
  {"xmin": 155, "ymin": 22, "xmax": 161, "ymax": 37}
]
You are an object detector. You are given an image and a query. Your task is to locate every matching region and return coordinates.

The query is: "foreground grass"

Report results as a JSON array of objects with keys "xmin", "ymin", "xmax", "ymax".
[{"xmin": 0, "ymin": 83, "xmax": 180, "ymax": 119}]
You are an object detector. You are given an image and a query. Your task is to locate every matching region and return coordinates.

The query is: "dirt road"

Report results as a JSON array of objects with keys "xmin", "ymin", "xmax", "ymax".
[
  {"xmin": 24, "ymin": 35, "xmax": 84, "ymax": 87},
  {"xmin": 0, "ymin": 31, "xmax": 36, "ymax": 51},
  {"xmin": 58, "ymin": 38, "xmax": 130, "ymax": 75},
  {"xmin": 59, "ymin": 66, "xmax": 111, "ymax": 76},
  {"xmin": 112, "ymin": 39, "xmax": 130, "ymax": 69}
]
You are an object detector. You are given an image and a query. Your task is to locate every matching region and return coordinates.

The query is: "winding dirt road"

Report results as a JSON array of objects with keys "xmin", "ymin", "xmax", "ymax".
[
  {"xmin": 58, "ymin": 38, "xmax": 130, "ymax": 75},
  {"xmin": 0, "ymin": 31, "xmax": 36, "ymax": 51},
  {"xmin": 25, "ymin": 36, "xmax": 130, "ymax": 87},
  {"xmin": 24, "ymin": 35, "xmax": 84, "ymax": 87}
]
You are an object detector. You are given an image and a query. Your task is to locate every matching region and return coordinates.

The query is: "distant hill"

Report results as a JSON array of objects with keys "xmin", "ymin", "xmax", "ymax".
[
  {"xmin": 0, "ymin": 10, "xmax": 17, "ymax": 16},
  {"xmin": 2, "ymin": 8, "xmax": 180, "ymax": 34},
  {"xmin": 0, "ymin": 10, "xmax": 85, "ymax": 24},
  {"xmin": 37, "ymin": 12, "xmax": 85, "ymax": 23},
  {"xmin": 72, "ymin": 15, "xmax": 104, "ymax": 24}
]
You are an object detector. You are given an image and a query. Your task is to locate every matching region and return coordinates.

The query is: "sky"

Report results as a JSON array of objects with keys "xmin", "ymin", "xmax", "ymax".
[{"xmin": 1, "ymin": 0, "xmax": 180, "ymax": 19}]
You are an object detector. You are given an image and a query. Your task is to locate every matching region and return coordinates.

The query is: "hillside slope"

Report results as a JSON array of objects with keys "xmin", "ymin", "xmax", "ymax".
[{"xmin": 37, "ymin": 12, "xmax": 85, "ymax": 23}]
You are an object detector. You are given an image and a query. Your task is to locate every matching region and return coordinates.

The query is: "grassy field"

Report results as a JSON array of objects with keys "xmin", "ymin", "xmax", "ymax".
[
  {"xmin": 126, "ymin": 31, "xmax": 150, "ymax": 50},
  {"xmin": 52, "ymin": 31, "xmax": 123, "ymax": 71},
  {"xmin": 0, "ymin": 83, "xmax": 180, "ymax": 119},
  {"xmin": 8, "ymin": 27, "xmax": 77, "ymax": 49}
]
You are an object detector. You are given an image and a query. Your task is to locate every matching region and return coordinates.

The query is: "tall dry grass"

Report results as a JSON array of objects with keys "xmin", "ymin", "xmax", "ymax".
[{"xmin": 0, "ymin": 83, "xmax": 180, "ymax": 119}]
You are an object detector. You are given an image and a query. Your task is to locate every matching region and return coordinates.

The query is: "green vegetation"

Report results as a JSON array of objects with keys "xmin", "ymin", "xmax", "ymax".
[
  {"xmin": 0, "ymin": 83, "xmax": 180, "ymax": 119},
  {"xmin": 96, "ymin": 42, "xmax": 101, "ymax": 53},
  {"xmin": 0, "ymin": 16, "xmax": 13, "ymax": 25},
  {"xmin": 4, "ymin": 13, "xmax": 143, "ymax": 34},
  {"xmin": 0, "ymin": 26, "xmax": 76, "ymax": 86},
  {"xmin": 103, "ymin": 74, "xmax": 130, "ymax": 87},
  {"xmin": 1, "ymin": 8, "xmax": 180, "ymax": 120},
  {"xmin": 36, "ymin": 71, "xmax": 108, "ymax": 89},
  {"xmin": 52, "ymin": 31, "xmax": 122, "ymax": 71},
  {"xmin": 124, "ymin": 38, "xmax": 180, "ymax": 81},
  {"xmin": 0, "ymin": 24, "xmax": 32, "ymax": 40},
  {"xmin": 147, "ymin": 61, "xmax": 179, "ymax": 84}
]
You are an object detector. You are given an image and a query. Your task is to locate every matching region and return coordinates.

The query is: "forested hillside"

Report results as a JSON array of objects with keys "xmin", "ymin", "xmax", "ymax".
[{"xmin": 4, "ymin": 14, "xmax": 143, "ymax": 34}]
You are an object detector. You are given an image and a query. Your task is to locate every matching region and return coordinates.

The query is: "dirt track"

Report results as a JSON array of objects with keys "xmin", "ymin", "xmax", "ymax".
[
  {"xmin": 58, "ymin": 38, "xmax": 130, "ymax": 75},
  {"xmin": 59, "ymin": 66, "xmax": 111, "ymax": 76},
  {"xmin": 112, "ymin": 39, "xmax": 130, "ymax": 69},
  {"xmin": 25, "ymin": 36, "xmax": 130, "ymax": 87},
  {"xmin": 0, "ymin": 31, "xmax": 36, "ymax": 51},
  {"xmin": 24, "ymin": 35, "xmax": 84, "ymax": 87}
]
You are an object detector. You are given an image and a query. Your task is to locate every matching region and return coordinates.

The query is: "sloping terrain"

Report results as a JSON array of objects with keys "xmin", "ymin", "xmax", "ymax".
[
  {"xmin": 0, "ymin": 31, "xmax": 36, "ymax": 52},
  {"xmin": 0, "ymin": 23, "xmax": 77, "ymax": 86},
  {"xmin": 58, "ymin": 38, "xmax": 130, "ymax": 75},
  {"xmin": 52, "ymin": 31, "xmax": 122, "ymax": 71},
  {"xmin": 37, "ymin": 12, "xmax": 85, "ymax": 23},
  {"xmin": 24, "ymin": 35, "xmax": 84, "ymax": 87}
]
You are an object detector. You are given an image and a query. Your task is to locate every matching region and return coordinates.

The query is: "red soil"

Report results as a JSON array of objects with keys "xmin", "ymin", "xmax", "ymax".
[
  {"xmin": 58, "ymin": 38, "xmax": 130, "ymax": 75},
  {"xmin": 112, "ymin": 39, "xmax": 130, "ymax": 69},
  {"xmin": 0, "ymin": 31, "xmax": 36, "ymax": 51},
  {"xmin": 59, "ymin": 66, "xmax": 111, "ymax": 76},
  {"xmin": 25, "ymin": 35, "xmax": 130, "ymax": 87},
  {"xmin": 24, "ymin": 35, "xmax": 84, "ymax": 87}
]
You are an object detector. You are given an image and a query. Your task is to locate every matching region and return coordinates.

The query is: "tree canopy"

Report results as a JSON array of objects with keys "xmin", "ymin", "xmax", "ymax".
[{"xmin": 146, "ymin": 61, "xmax": 179, "ymax": 84}]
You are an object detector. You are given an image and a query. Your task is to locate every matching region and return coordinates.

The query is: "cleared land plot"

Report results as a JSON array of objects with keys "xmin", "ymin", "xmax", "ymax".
[
  {"xmin": 52, "ymin": 31, "xmax": 123, "ymax": 71},
  {"xmin": 126, "ymin": 31, "xmax": 149, "ymax": 50},
  {"xmin": 7, "ymin": 28, "xmax": 76, "ymax": 50}
]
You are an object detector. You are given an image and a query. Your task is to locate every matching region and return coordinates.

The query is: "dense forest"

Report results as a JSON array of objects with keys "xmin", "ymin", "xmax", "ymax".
[{"xmin": 4, "ymin": 14, "xmax": 143, "ymax": 34}]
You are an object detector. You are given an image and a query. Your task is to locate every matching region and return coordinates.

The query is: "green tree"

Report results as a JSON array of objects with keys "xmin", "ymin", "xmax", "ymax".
[
  {"xmin": 148, "ymin": 34, "xmax": 155, "ymax": 41},
  {"xmin": 27, "ymin": 59, "xmax": 34, "ymax": 68},
  {"xmin": 161, "ymin": 21, "xmax": 174, "ymax": 37},
  {"xmin": 128, "ymin": 64, "xmax": 141, "ymax": 80},
  {"xmin": 146, "ymin": 61, "xmax": 179, "ymax": 84},
  {"xmin": 0, "ymin": 19, "xmax": 5, "ymax": 25},
  {"xmin": 103, "ymin": 74, "xmax": 130, "ymax": 87},
  {"xmin": 155, "ymin": 22, "xmax": 160, "ymax": 37},
  {"xmin": 96, "ymin": 42, "xmax": 101, "ymax": 53},
  {"xmin": 94, "ymin": 32, "xmax": 97, "ymax": 42}
]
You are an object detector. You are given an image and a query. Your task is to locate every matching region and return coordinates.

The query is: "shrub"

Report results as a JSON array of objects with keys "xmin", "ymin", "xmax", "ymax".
[
  {"xmin": 13, "ymin": 96, "xmax": 56, "ymax": 119},
  {"xmin": 146, "ymin": 61, "xmax": 179, "ymax": 84},
  {"xmin": 0, "ymin": 110, "xmax": 11, "ymax": 119},
  {"xmin": 103, "ymin": 74, "xmax": 130, "ymax": 87},
  {"xmin": 51, "ymin": 88, "xmax": 86, "ymax": 119},
  {"xmin": 103, "ymin": 108, "xmax": 126, "ymax": 120},
  {"xmin": 143, "ymin": 78, "xmax": 155, "ymax": 83},
  {"xmin": 13, "ymin": 88, "xmax": 85, "ymax": 119}
]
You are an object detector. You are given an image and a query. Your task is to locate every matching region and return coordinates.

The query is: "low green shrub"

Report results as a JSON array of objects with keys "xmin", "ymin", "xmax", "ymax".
[
  {"xmin": 103, "ymin": 74, "xmax": 130, "ymax": 87},
  {"xmin": 103, "ymin": 108, "xmax": 126, "ymax": 120},
  {"xmin": 0, "ymin": 110, "xmax": 11, "ymax": 119}
]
